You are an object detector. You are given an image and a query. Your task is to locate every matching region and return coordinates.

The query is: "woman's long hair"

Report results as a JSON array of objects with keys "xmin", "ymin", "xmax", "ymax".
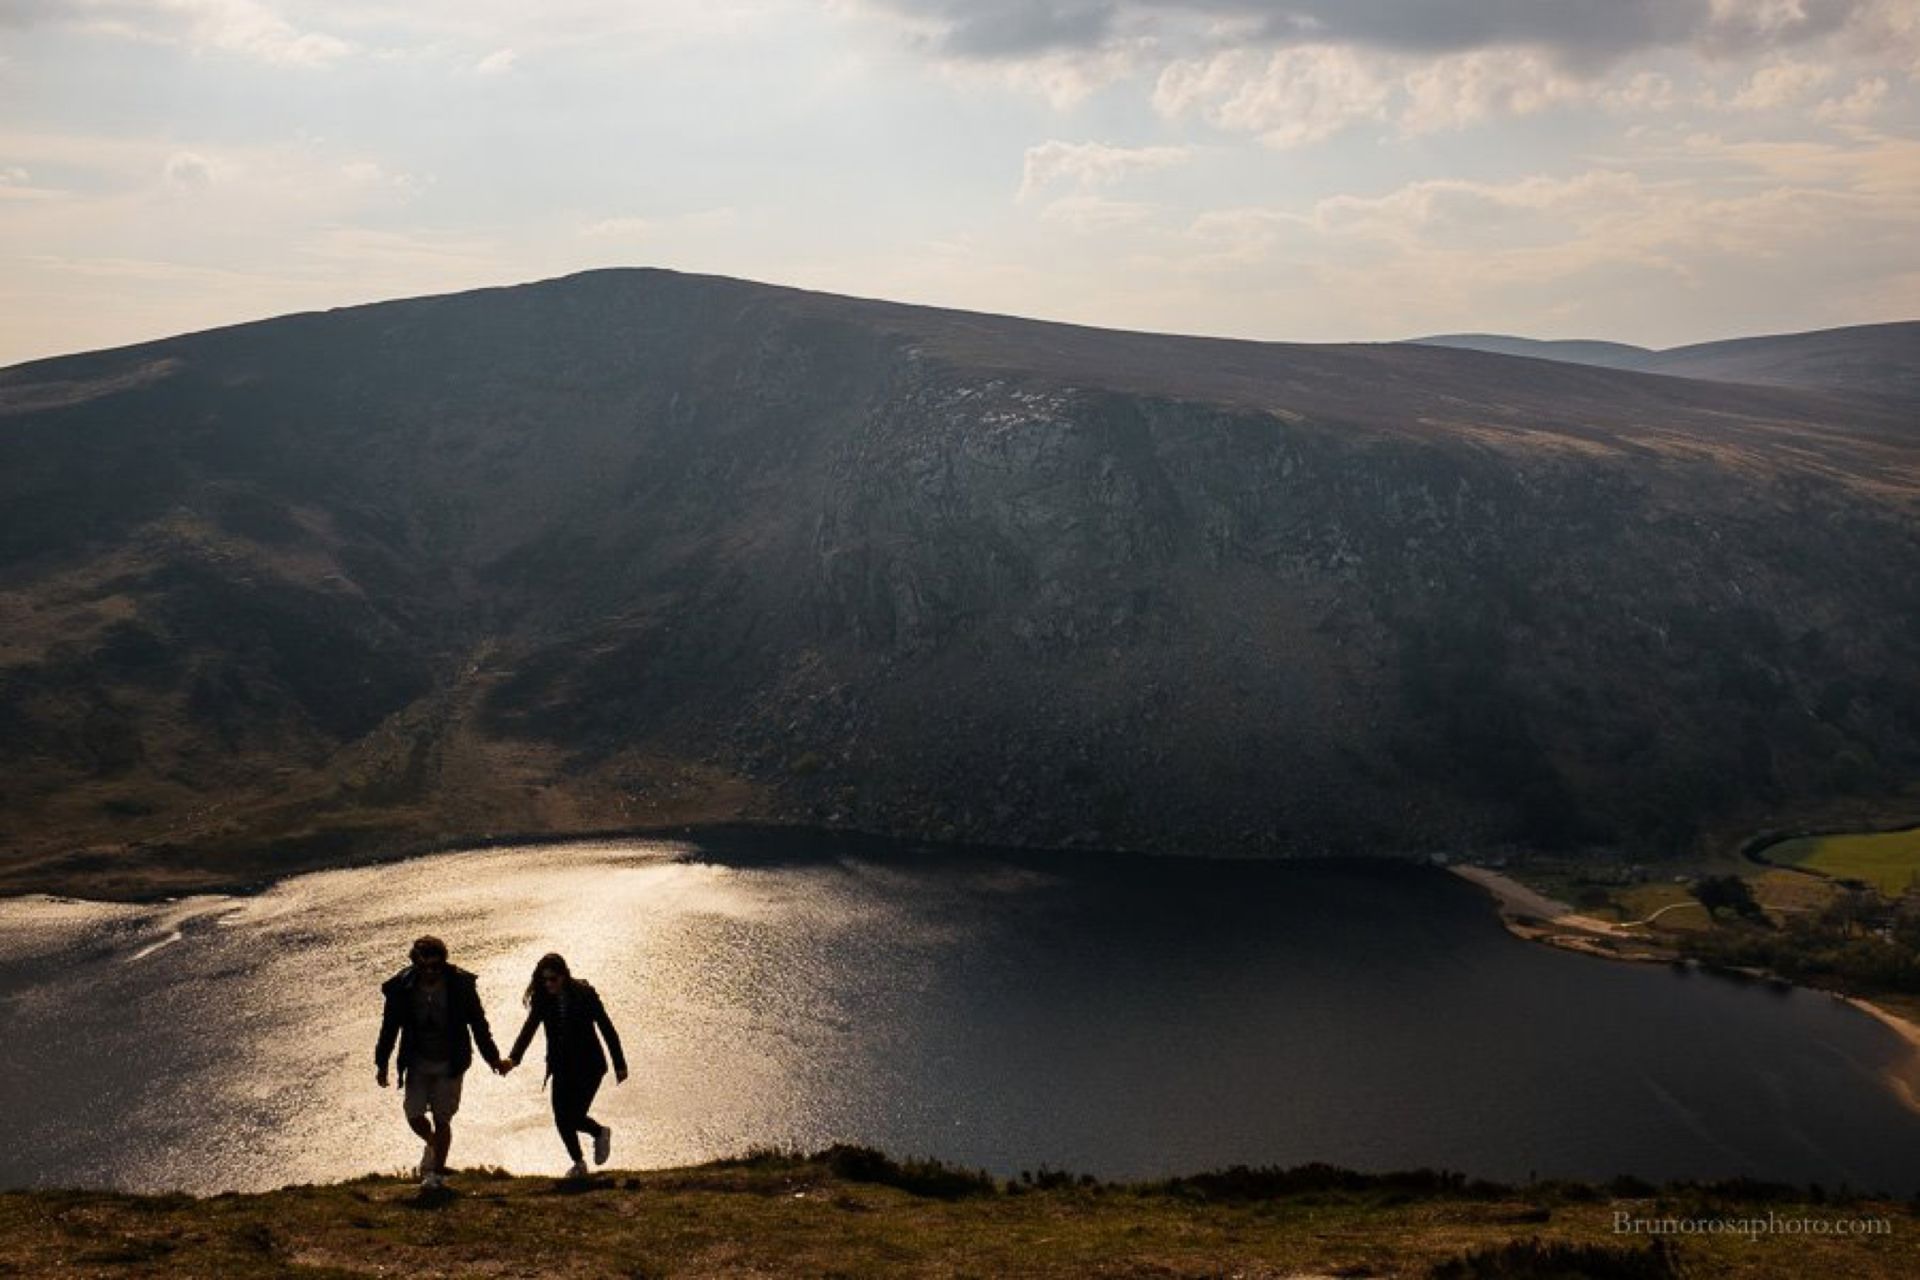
[{"xmin": 523, "ymin": 951, "xmax": 578, "ymax": 1007}]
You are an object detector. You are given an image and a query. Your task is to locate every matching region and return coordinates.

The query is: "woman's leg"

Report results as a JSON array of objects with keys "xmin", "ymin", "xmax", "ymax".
[
  {"xmin": 570, "ymin": 1072, "xmax": 604, "ymax": 1137},
  {"xmin": 551, "ymin": 1077, "xmax": 587, "ymax": 1163}
]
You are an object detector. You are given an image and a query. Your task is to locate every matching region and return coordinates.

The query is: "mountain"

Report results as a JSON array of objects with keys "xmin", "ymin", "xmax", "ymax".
[
  {"xmin": 1405, "ymin": 334, "xmax": 1652, "ymax": 369},
  {"xmin": 3, "ymin": 269, "xmax": 1918, "ymax": 894},
  {"xmin": 1409, "ymin": 322, "xmax": 1920, "ymax": 399},
  {"xmin": 1639, "ymin": 322, "xmax": 1920, "ymax": 399}
]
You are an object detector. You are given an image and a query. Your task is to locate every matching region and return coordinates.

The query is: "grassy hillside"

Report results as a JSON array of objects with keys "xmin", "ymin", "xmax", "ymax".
[{"xmin": 4, "ymin": 1148, "xmax": 1914, "ymax": 1279}]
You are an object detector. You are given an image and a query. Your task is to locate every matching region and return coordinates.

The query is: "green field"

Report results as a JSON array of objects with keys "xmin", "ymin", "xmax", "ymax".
[{"xmin": 1770, "ymin": 829, "xmax": 1920, "ymax": 897}]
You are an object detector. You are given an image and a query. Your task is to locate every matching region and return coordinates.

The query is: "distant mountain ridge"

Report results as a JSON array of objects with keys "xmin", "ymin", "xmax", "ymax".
[
  {"xmin": 1405, "ymin": 334, "xmax": 1652, "ymax": 369},
  {"xmin": 1408, "ymin": 321, "xmax": 1920, "ymax": 399},
  {"xmin": 2, "ymin": 269, "xmax": 1918, "ymax": 894}
]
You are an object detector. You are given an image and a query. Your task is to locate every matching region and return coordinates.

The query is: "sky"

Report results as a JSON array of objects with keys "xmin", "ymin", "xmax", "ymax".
[{"xmin": 2, "ymin": 0, "xmax": 1918, "ymax": 366}]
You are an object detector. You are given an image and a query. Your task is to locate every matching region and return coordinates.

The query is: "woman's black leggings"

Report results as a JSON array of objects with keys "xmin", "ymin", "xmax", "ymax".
[{"xmin": 551, "ymin": 1071, "xmax": 604, "ymax": 1162}]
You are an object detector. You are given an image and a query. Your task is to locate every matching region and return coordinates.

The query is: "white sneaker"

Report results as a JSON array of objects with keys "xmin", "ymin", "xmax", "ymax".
[
  {"xmin": 420, "ymin": 1171, "xmax": 444, "ymax": 1190},
  {"xmin": 566, "ymin": 1160, "xmax": 588, "ymax": 1180},
  {"xmin": 593, "ymin": 1125, "xmax": 612, "ymax": 1166}
]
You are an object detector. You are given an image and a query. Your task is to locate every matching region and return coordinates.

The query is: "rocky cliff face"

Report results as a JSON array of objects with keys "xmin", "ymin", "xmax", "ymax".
[{"xmin": 1, "ymin": 269, "xmax": 1916, "ymax": 891}]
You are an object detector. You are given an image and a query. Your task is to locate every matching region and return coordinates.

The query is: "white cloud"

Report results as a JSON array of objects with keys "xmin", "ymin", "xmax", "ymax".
[
  {"xmin": 1728, "ymin": 60, "xmax": 1832, "ymax": 109},
  {"xmin": 474, "ymin": 46, "xmax": 517, "ymax": 75},
  {"xmin": 1599, "ymin": 71, "xmax": 1682, "ymax": 114},
  {"xmin": 1815, "ymin": 75, "xmax": 1890, "ymax": 122},
  {"xmin": 1155, "ymin": 46, "xmax": 1392, "ymax": 149},
  {"xmin": 191, "ymin": 0, "xmax": 351, "ymax": 63},
  {"xmin": 1037, "ymin": 194, "xmax": 1154, "ymax": 232},
  {"xmin": 1163, "ymin": 136, "xmax": 1920, "ymax": 341},
  {"xmin": 58, "ymin": 0, "xmax": 356, "ymax": 65},
  {"xmin": 1399, "ymin": 48, "xmax": 1581, "ymax": 135},
  {"xmin": 4, "ymin": 0, "xmax": 352, "ymax": 64},
  {"xmin": 578, "ymin": 208, "xmax": 740, "ymax": 240},
  {"xmin": 1017, "ymin": 140, "xmax": 1188, "ymax": 200},
  {"xmin": 580, "ymin": 216, "xmax": 655, "ymax": 239},
  {"xmin": 1155, "ymin": 44, "xmax": 1597, "ymax": 147},
  {"xmin": 937, "ymin": 41, "xmax": 1149, "ymax": 108}
]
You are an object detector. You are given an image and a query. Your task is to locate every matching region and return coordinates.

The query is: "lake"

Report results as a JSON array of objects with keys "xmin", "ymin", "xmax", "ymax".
[{"xmin": 4, "ymin": 833, "xmax": 1920, "ymax": 1195}]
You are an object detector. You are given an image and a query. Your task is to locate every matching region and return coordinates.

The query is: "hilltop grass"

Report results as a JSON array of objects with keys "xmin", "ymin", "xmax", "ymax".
[
  {"xmin": 1772, "ymin": 830, "xmax": 1920, "ymax": 898},
  {"xmin": 3, "ymin": 1148, "xmax": 1917, "ymax": 1279}
]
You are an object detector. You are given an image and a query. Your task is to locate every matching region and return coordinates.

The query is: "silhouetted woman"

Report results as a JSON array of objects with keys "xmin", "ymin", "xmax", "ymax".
[{"xmin": 503, "ymin": 953, "xmax": 628, "ymax": 1177}]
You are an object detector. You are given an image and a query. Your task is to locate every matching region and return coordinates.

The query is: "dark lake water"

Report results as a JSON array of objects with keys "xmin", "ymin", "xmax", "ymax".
[{"xmin": 4, "ymin": 835, "xmax": 1920, "ymax": 1194}]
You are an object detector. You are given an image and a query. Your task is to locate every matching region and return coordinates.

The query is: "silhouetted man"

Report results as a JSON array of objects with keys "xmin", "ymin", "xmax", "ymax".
[{"xmin": 374, "ymin": 935, "xmax": 504, "ymax": 1188}]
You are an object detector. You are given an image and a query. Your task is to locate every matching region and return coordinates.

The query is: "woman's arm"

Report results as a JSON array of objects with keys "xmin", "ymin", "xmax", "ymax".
[
  {"xmin": 508, "ymin": 1005, "xmax": 539, "ymax": 1065},
  {"xmin": 592, "ymin": 989, "xmax": 627, "ymax": 1079}
]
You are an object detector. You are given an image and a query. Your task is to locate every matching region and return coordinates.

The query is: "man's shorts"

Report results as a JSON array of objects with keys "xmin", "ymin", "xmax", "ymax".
[{"xmin": 402, "ymin": 1060, "xmax": 463, "ymax": 1122}]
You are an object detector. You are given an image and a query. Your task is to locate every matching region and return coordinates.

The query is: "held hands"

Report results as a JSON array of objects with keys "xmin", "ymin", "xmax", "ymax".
[{"xmin": 495, "ymin": 1057, "xmax": 517, "ymax": 1076}]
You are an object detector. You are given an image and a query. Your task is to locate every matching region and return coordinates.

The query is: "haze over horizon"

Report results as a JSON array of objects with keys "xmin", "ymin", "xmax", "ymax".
[{"xmin": 4, "ymin": 0, "xmax": 1920, "ymax": 366}]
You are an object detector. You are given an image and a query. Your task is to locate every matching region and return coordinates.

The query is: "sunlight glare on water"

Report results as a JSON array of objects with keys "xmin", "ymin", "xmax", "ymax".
[{"xmin": 5, "ymin": 837, "xmax": 1920, "ymax": 1196}]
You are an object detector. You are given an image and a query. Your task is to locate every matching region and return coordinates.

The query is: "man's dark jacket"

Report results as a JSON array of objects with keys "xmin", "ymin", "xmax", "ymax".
[
  {"xmin": 509, "ymin": 981, "xmax": 627, "ymax": 1084},
  {"xmin": 375, "ymin": 964, "xmax": 502, "ymax": 1084}
]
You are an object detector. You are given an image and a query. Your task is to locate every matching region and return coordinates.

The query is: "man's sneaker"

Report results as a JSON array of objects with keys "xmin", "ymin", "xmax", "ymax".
[
  {"xmin": 420, "ymin": 1171, "xmax": 444, "ymax": 1190},
  {"xmin": 593, "ymin": 1125, "xmax": 612, "ymax": 1166},
  {"xmin": 419, "ymin": 1141, "xmax": 436, "ymax": 1178},
  {"xmin": 566, "ymin": 1159, "xmax": 589, "ymax": 1180}
]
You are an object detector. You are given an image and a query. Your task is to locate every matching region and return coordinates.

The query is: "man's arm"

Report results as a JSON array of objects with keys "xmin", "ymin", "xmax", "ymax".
[
  {"xmin": 592, "ymin": 989, "xmax": 628, "ymax": 1080},
  {"xmin": 374, "ymin": 989, "xmax": 400, "ymax": 1085},
  {"xmin": 465, "ymin": 976, "xmax": 503, "ymax": 1069}
]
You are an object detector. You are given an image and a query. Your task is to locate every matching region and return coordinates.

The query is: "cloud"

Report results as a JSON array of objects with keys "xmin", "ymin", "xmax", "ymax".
[
  {"xmin": 1154, "ymin": 46, "xmax": 1392, "ymax": 147},
  {"xmin": 1153, "ymin": 43, "xmax": 1599, "ymax": 146},
  {"xmin": 580, "ymin": 216, "xmax": 655, "ymax": 239},
  {"xmin": 856, "ymin": 0, "xmax": 1920, "ymax": 128},
  {"xmin": 930, "ymin": 41, "xmax": 1151, "ymax": 107},
  {"xmin": 474, "ymin": 46, "xmax": 517, "ymax": 74},
  {"xmin": 10, "ymin": 0, "xmax": 351, "ymax": 65},
  {"xmin": 859, "ymin": 1, "xmax": 1874, "ymax": 69},
  {"xmin": 1036, "ymin": 193, "xmax": 1155, "ymax": 231},
  {"xmin": 0, "ymin": 165, "xmax": 65, "ymax": 202},
  {"xmin": 1598, "ymin": 71, "xmax": 1680, "ymax": 113},
  {"xmin": 1728, "ymin": 60, "xmax": 1832, "ymax": 109},
  {"xmin": 1815, "ymin": 75, "xmax": 1890, "ymax": 121},
  {"xmin": 1169, "ymin": 135, "xmax": 1920, "ymax": 338},
  {"xmin": 578, "ymin": 208, "xmax": 740, "ymax": 240},
  {"xmin": 163, "ymin": 151, "xmax": 216, "ymax": 189},
  {"xmin": 1018, "ymin": 140, "xmax": 1189, "ymax": 199},
  {"xmin": 1399, "ymin": 46, "xmax": 1581, "ymax": 132}
]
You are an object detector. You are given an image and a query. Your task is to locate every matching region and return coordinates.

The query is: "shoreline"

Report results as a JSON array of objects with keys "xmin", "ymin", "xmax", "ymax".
[
  {"xmin": 4, "ymin": 823, "xmax": 1425, "ymax": 907},
  {"xmin": 1447, "ymin": 863, "xmax": 1675, "ymax": 964},
  {"xmin": 1452, "ymin": 862, "xmax": 1920, "ymax": 1115}
]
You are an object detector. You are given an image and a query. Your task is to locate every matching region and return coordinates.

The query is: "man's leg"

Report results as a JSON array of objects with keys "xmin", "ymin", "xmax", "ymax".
[
  {"xmin": 429, "ymin": 1069, "xmax": 465, "ymax": 1174},
  {"xmin": 403, "ymin": 1072, "xmax": 435, "ymax": 1144}
]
